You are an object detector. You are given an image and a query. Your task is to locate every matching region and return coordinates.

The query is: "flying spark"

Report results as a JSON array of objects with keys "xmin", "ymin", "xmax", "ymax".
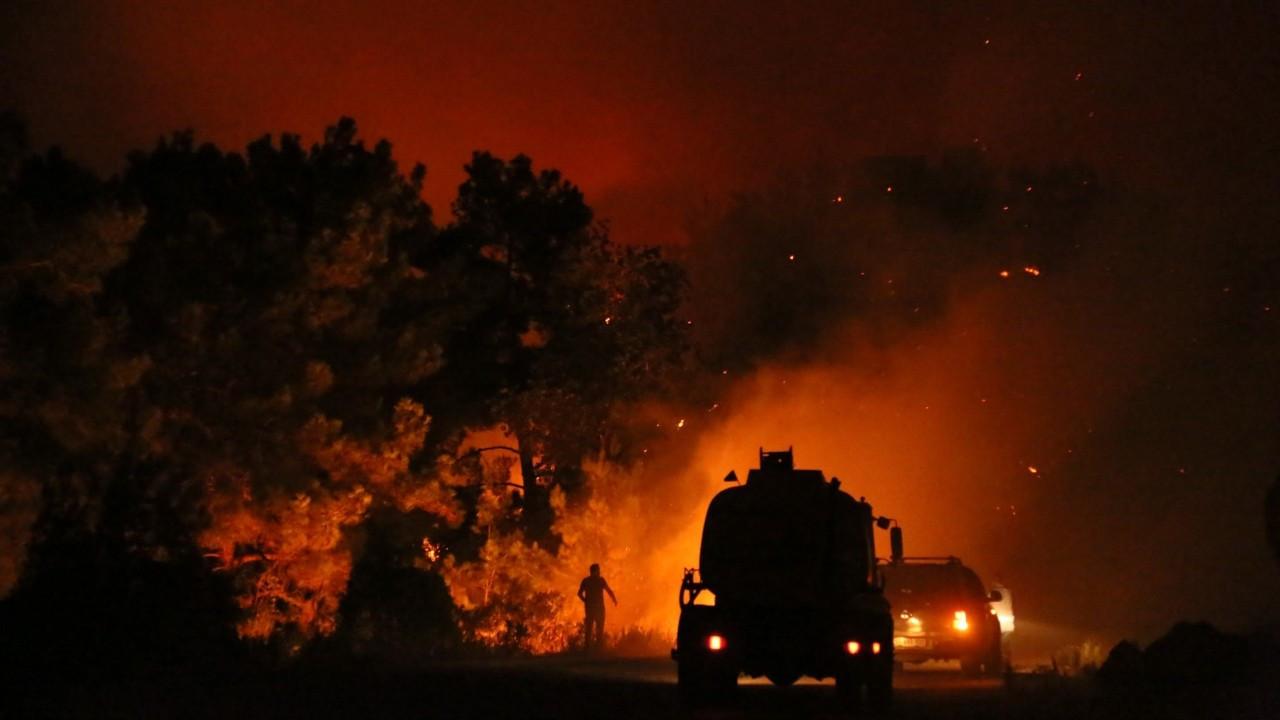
[{"xmin": 421, "ymin": 538, "xmax": 443, "ymax": 563}]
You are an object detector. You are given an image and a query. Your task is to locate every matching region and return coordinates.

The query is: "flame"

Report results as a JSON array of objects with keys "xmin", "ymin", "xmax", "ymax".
[
  {"xmin": 436, "ymin": 456, "xmax": 691, "ymax": 653},
  {"xmin": 199, "ymin": 398, "xmax": 464, "ymax": 642},
  {"xmin": 421, "ymin": 537, "xmax": 442, "ymax": 563},
  {"xmin": 198, "ymin": 278, "xmax": 1085, "ymax": 652}
]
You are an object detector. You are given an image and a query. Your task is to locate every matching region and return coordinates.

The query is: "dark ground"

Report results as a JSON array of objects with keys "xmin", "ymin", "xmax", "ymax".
[{"xmin": 7, "ymin": 657, "xmax": 1278, "ymax": 720}]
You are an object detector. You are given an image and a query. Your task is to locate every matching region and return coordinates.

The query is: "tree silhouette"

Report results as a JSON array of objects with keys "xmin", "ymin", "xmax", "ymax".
[
  {"xmin": 431, "ymin": 152, "xmax": 686, "ymax": 540},
  {"xmin": 1, "ymin": 117, "xmax": 689, "ymax": 654},
  {"xmin": 1267, "ymin": 474, "xmax": 1280, "ymax": 568}
]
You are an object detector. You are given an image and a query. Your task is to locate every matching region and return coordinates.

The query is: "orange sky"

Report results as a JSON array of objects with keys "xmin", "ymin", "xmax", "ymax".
[{"xmin": 6, "ymin": 1, "xmax": 1233, "ymax": 241}]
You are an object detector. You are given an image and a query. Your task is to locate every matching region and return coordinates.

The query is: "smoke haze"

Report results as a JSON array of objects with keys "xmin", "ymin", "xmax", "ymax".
[{"xmin": 4, "ymin": 0, "xmax": 1278, "ymax": 659}]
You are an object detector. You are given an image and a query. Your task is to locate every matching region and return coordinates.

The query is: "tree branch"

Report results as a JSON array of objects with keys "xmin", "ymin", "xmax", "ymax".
[{"xmin": 461, "ymin": 445, "xmax": 522, "ymax": 458}]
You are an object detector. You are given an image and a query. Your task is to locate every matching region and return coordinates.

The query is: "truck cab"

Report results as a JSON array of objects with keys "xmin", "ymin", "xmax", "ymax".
[{"xmin": 673, "ymin": 449, "xmax": 897, "ymax": 709}]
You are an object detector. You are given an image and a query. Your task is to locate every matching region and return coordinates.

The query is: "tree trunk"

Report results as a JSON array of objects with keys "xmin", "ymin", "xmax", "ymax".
[{"xmin": 517, "ymin": 446, "xmax": 557, "ymax": 550}]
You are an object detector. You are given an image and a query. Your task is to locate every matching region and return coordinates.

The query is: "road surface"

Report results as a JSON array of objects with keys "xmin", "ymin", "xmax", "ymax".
[
  {"xmin": 244, "ymin": 657, "xmax": 1077, "ymax": 720},
  {"xmin": 14, "ymin": 655, "xmax": 1271, "ymax": 719}
]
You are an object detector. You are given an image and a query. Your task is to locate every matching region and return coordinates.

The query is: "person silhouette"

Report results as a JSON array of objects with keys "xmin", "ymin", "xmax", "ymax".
[{"xmin": 577, "ymin": 563, "xmax": 617, "ymax": 652}]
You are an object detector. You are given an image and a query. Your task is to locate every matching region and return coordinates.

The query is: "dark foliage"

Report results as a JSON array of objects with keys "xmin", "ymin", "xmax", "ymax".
[
  {"xmin": 0, "ymin": 114, "xmax": 688, "ymax": 664},
  {"xmin": 1267, "ymin": 474, "xmax": 1280, "ymax": 567},
  {"xmin": 1099, "ymin": 622, "xmax": 1278, "ymax": 687}
]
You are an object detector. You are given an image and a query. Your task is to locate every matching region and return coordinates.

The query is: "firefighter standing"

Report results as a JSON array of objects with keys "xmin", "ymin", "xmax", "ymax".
[{"xmin": 577, "ymin": 563, "xmax": 617, "ymax": 651}]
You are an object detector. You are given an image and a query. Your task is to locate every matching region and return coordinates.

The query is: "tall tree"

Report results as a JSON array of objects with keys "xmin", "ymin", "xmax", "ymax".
[
  {"xmin": 1267, "ymin": 473, "xmax": 1280, "ymax": 568},
  {"xmin": 104, "ymin": 119, "xmax": 464, "ymax": 642},
  {"xmin": 432, "ymin": 152, "xmax": 686, "ymax": 539},
  {"xmin": 0, "ymin": 135, "xmax": 142, "ymax": 597}
]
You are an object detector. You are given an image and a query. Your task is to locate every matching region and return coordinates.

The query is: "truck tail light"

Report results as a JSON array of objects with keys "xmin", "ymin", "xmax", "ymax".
[
  {"xmin": 846, "ymin": 641, "xmax": 861, "ymax": 655},
  {"xmin": 872, "ymin": 642, "xmax": 882, "ymax": 655},
  {"xmin": 707, "ymin": 634, "xmax": 725, "ymax": 651},
  {"xmin": 953, "ymin": 610, "xmax": 969, "ymax": 632}
]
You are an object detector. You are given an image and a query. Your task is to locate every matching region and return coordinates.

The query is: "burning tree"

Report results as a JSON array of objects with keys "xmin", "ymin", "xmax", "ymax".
[
  {"xmin": 440, "ymin": 458, "xmax": 651, "ymax": 654},
  {"xmin": 1, "ymin": 116, "xmax": 689, "ymax": 656},
  {"xmin": 95, "ymin": 120, "xmax": 470, "ymax": 644},
  {"xmin": 434, "ymin": 152, "xmax": 687, "ymax": 537},
  {"xmin": 199, "ymin": 398, "xmax": 466, "ymax": 641}
]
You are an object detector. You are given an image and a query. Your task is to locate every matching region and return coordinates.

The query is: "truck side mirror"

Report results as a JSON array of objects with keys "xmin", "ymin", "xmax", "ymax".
[
  {"xmin": 890, "ymin": 526, "xmax": 904, "ymax": 563},
  {"xmin": 724, "ymin": 470, "xmax": 738, "ymax": 483},
  {"xmin": 988, "ymin": 590, "xmax": 1003, "ymax": 603}
]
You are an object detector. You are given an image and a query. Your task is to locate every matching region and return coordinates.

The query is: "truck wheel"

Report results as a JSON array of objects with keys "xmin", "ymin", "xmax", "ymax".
[
  {"xmin": 714, "ymin": 667, "xmax": 739, "ymax": 700},
  {"xmin": 867, "ymin": 671, "xmax": 893, "ymax": 713},
  {"xmin": 678, "ymin": 662, "xmax": 736, "ymax": 707},
  {"xmin": 983, "ymin": 642, "xmax": 1005, "ymax": 676},
  {"xmin": 867, "ymin": 651, "xmax": 893, "ymax": 712},
  {"xmin": 766, "ymin": 672, "xmax": 799, "ymax": 687},
  {"xmin": 835, "ymin": 668, "xmax": 863, "ymax": 710},
  {"xmin": 677, "ymin": 661, "xmax": 706, "ymax": 705}
]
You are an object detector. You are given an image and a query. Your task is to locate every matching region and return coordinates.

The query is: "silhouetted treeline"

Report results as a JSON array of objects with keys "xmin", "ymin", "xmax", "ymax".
[{"xmin": 0, "ymin": 115, "xmax": 687, "ymax": 666}]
